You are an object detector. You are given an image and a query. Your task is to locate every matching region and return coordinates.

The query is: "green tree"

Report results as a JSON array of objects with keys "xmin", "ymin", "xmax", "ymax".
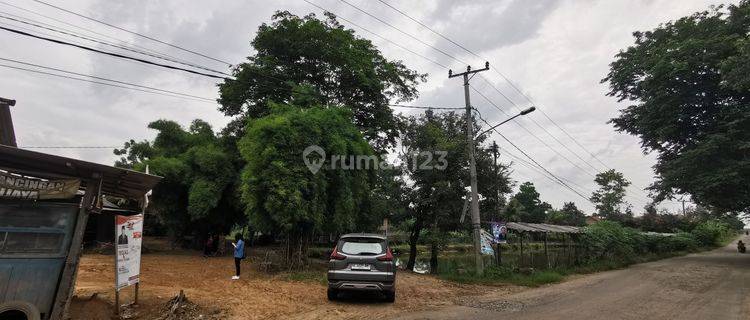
[
  {"xmin": 547, "ymin": 202, "xmax": 586, "ymax": 226},
  {"xmin": 219, "ymin": 11, "xmax": 426, "ymax": 149},
  {"xmin": 477, "ymin": 144, "xmax": 514, "ymax": 222},
  {"xmin": 238, "ymin": 103, "xmax": 378, "ymax": 267},
  {"xmin": 602, "ymin": 1, "xmax": 750, "ymax": 215},
  {"xmin": 398, "ymin": 110, "xmax": 473, "ymax": 272},
  {"xmin": 512, "ymin": 182, "xmax": 550, "ymax": 223},
  {"xmin": 114, "ymin": 120, "xmax": 244, "ymax": 242},
  {"xmin": 590, "ymin": 169, "xmax": 631, "ymax": 221}
]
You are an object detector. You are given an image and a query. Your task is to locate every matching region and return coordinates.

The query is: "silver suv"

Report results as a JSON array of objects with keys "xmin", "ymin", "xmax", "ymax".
[{"xmin": 327, "ymin": 233, "xmax": 396, "ymax": 302}]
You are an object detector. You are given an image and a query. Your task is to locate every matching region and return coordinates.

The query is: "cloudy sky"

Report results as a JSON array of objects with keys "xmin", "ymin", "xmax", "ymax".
[{"xmin": 0, "ymin": 0, "xmax": 733, "ymax": 214}]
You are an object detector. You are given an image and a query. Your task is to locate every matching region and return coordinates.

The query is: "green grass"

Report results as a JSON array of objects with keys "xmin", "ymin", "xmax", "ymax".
[
  {"xmin": 281, "ymin": 270, "xmax": 327, "ymax": 285},
  {"xmin": 438, "ymin": 266, "xmax": 564, "ymax": 287}
]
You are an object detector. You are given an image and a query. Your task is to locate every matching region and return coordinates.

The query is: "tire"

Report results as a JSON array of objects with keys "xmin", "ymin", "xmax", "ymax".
[
  {"xmin": 0, "ymin": 301, "xmax": 41, "ymax": 320},
  {"xmin": 384, "ymin": 290, "xmax": 396, "ymax": 303},
  {"xmin": 327, "ymin": 288, "xmax": 338, "ymax": 301}
]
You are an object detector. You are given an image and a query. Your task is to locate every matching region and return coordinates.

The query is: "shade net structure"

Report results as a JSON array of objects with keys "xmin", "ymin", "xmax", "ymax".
[{"xmin": 491, "ymin": 222, "xmax": 584, "ymax": 270}]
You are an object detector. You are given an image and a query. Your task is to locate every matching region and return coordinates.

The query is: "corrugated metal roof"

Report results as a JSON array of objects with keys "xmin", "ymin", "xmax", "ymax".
[
  {"xmin": 506, "ymin": 222, "xmax": 584, "ymax": 233},
  {"xmin": 0, "ymin": 145, "xmax": 160, "ymax": 200}
]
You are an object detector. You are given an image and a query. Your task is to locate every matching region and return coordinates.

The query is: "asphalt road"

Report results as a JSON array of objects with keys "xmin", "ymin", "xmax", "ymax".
[{"xmin": 397, "ymin": 235, "xmax": 750, "ymax": 320}]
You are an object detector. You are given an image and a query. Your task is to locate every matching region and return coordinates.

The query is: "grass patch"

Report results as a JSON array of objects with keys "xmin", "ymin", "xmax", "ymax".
[
  {"xmin": 282, "ymin": 270, "xmax": 327, "ymax": 285},
  {"xmin": 438, "ymin": 266, "xmax": 564, "ymax": 287}
]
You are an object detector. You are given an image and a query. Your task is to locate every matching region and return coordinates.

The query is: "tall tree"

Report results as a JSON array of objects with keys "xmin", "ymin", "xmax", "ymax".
[
  {"xmin": 477, "ymin": 145, "xmax": 514, "ymax": 222},
  {"xmin": 114, "ymin": 120, "xmax": 244, "ymax": 242},
  {"xmin": 398, "ymin": 110, "xmax": 473, "ymax": 272},
  {"xmin": 590, "ymin": 169, "xmax": 631, "ymax": 221},
  {"xmin": 239, "ymin": 103, "xmax": 378, "ymax": 267},
  {"xmin": 602, "ymin": 1, "xmax": 750, "ymax": 215},
  {"xmin": 547, "ymin": 202, "xmax": 586, "ymax": 226},
  {"xmin": 512, "ymin": 182, "xmax": 550, "ymax": 223},
  {"xmin": 219, "ymin": 11, "xmax": 426, "ymax": 150}
]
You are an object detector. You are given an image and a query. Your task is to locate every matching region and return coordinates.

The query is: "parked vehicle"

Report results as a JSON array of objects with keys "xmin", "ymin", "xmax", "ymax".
[
  {"xmin": 0, "ymin": 201, "xmax": 79, "ymax": 320},
  {"xmin": 327, "ymin": 233, "xmax": 396, "ymax": 302}
]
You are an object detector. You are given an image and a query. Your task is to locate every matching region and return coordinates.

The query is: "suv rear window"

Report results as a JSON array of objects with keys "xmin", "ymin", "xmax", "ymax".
[{"xmin": 339, "ymin": 237, "xmax": 385, "ymax": 255}]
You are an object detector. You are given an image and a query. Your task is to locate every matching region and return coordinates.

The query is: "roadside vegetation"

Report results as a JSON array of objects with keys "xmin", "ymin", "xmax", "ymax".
[
  {"xmin": 112, "ymin": 1, "xmax": 747, "ymax": 283},
  {"xmin": 422, "ymin": 219, "xmax": 739, "ymax": 286}
]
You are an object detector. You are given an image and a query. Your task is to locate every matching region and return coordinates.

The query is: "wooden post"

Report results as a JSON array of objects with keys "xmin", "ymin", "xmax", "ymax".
[
  {"xmin": 115, "ymin": 228, "xmax": 120, "ymax": 316},
  {"xmin": 544, "ymin": 232, "xmax": 550, "ymax": 269},
  {"xmin": 49, "ymin": 184, "xmax": 95, "ymax": 320},
  {"xmin": 519, "ymin": 232, "xmax": 524, "ymax": 267},
  {"xmin": 496, "ymin": 242, "xmax": 502, "ymax": 265},
  {"xmin": 529, "ymin": 233, "xmax": 534, "ymax": 268}
]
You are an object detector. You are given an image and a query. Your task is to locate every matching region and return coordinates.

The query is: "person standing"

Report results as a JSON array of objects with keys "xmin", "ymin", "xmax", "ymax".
[{"xmin": 231, "ymin": 233, "xmax": 245, "ymax": 280}]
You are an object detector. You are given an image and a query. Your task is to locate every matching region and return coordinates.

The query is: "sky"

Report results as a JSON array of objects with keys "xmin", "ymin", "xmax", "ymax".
[{"xmin": 0, "ymin": 0, "xmax": 734, "ymax": 214}]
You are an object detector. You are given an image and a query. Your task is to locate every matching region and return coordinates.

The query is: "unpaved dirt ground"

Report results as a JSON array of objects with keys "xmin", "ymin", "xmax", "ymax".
[
  {"xmin": 71, "ymin": 247, "xmax": 522, "ymax": 320},
  {"xmin": 396, "ymin": 236, "xmax": 750, "ymax": 320}
]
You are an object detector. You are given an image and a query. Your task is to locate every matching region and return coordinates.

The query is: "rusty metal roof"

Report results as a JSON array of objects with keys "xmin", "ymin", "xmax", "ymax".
[
  {"xmin": 506, "ymin": 222, "xmax": 584, "ymax": 234},
  {"xmin": 0, "ymin": 145, "xmax": 160, "ymax": 200}
]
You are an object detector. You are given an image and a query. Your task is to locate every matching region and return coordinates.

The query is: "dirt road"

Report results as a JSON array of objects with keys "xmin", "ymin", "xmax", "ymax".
[{"xmin": 397, "ymin": 236, "xmax": 750, "ymax": 320}]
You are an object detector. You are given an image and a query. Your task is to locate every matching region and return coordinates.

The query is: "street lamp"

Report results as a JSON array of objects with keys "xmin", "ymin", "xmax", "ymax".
[{"xmin": 476, "ymin": 106, "xmax": 536, "ymax": 137}]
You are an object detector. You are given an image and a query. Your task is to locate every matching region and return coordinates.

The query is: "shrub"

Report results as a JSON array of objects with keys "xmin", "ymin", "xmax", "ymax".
[{"xmin": 691, "ymin": 220, "xmax": 731, "ymax": 246}]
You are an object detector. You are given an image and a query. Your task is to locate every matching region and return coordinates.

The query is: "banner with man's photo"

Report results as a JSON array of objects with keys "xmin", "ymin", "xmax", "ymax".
[{"xmin": 115, "ymin": 214, "xmax": 143, "ymax": 290}]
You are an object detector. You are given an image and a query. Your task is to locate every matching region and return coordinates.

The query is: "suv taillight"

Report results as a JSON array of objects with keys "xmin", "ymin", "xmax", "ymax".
[
  {"xmin": 330, "ymin": 245, "xmax": 346, "ymax": 260},
  {"xmin": 377, "ymin": 248, "xmax": 393, "ymax": 261}
]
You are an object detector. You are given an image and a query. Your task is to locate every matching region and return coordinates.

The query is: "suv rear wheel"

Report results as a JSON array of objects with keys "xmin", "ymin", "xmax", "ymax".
[
  {"xmin": 0, "ymin": 301, "xmax": 40, "ymax": 320},
  {"xmin": 327, "ymin": 288, "xmax": 339, "ymax": 301},
  {"xmin": 384, "ymin": 290, "xmax": 395, "ymax": 303}
]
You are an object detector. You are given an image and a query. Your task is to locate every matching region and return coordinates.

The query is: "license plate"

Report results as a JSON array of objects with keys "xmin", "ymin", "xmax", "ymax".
[{"xmin": 351, "ymin": 263, "xmax": 371, "ymax": 271}]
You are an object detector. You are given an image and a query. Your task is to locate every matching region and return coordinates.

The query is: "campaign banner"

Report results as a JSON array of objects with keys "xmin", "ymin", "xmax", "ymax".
[
  {"xmin": 480, "ymin": 229, "xmax": 495, "ymax": 255},
  {"xmin": 0, "ymin": 171, "xmax": 79, "ymax": 200},
  {"xmin": 115, "ymin": 214, "xmax": 143, "ymax": 290},
  {"xmin": 491, "ymin": 222, "xmax": 508, "ymax": 244}
]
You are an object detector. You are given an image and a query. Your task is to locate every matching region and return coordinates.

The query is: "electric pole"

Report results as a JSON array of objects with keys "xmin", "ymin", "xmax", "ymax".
[
  {"xmin": 449, "ymin": 62, "xmax": 490, "ymax": 275},
  {"xmin": 0, "ymin": 97, "xmax": 17, "ymax": 147}
]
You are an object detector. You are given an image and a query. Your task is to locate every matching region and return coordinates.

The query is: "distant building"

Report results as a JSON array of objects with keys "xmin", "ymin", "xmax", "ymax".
[{"xmin": 585, "ymin": 215, "xmax": 602, "ymax": 225}]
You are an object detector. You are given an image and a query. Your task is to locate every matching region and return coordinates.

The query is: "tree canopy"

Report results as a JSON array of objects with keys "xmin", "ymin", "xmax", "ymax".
[
  {"xmin": 603, "ymin": 1, "xmax": 750, "ymax": 214},
  {"xmin": 397, "ymin": 110, "xmax": 471, "ymax": 271},
  {"xmin": 590, "ymin": 169, "xmax": 631, "ymax": 221},
  {"xmin": 547, "ymin": 202, "xmax": 587, "ymax": 226},
  {"xmin": 219, "ymin": 11, "xmax": 426, "ymax": 149},
  {"xmin": 238, "ymin": 103, "xmax": 382, "ymax": 265},
  {"xmin": 114, "ymin": 119, "xmax": 244, "ymax": 239},
  {"xmin": 512, "ymin": 182, "xmax": 551, "ymax": 223}
]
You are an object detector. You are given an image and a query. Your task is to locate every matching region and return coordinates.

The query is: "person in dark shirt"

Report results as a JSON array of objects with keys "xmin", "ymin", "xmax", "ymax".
[
  {"xmin": 117, "ymin": 226, "xmax": 128, "ymax": 245},
  {"xmin": 231, "ymin": 233, "xmax": 245, "ymax": 280}
]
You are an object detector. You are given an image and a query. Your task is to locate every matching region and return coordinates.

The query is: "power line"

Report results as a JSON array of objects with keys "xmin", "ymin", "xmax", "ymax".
[
  {"xmin": 477, "ymin": 75, "xmax": 604, "ymax": 173},
  {"xmin": 0, "ymin": 25, "xmax": 228, "ymax": 79},
  {"xmin": 374, "ymin": 1, "xmax": 627, "ymax": 183},
  {"xmin": 30, "ymin": 0, "xmax": 232, "ymax": 66},
  {"xmin": 389, "ymin": 104, "xmax": 463, "ymax": 110},
  {"xmin": 0, "ymin": 1, "xmax": 207, "ymax": 69},
  {"xmin": 21, "ymin": 146, "xmax": 118, "ymax": 149},
  {"xmin": 0, "ymin": 12, "xmax": 231, "ymax": 77},
  {"xmin": 338, "ymin": 0, "xmax": 467, "ymax": 65},
  {"xmin": 471, "ymin": 85, "xmax": 599, "ymax": 178},
  {"xmin": 325, "ymin": 1, "xmax": 607, "ymax": 181},
  {"xmin": 302, "ymin": 0, "xmax": 448, "ymax": 69},
  {"xmin": 0, "ymin": 57, "xmax": 215, "ymax": 101},
  {"xmin": 473, "ymin": 109, "xmax": 593, "ymax": 204},
  {"xmin": 0, "ymin": 62, "xmax": 217, "ymax": 104}
]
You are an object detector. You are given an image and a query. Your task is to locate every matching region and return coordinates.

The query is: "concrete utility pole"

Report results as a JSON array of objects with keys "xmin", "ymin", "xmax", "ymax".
[
  {"xmin": 449, "ymin": 62, "xmax": 490, "ymax": 275},
  {"xmin": 0, "ymin": 97, "xmax": 17, "ymax": 147}
]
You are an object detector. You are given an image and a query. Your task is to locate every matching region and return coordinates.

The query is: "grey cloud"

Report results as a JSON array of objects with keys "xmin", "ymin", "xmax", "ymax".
[{"xmin": 428, "ymin": 0, "xmax": 562, "ymax": 56}]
